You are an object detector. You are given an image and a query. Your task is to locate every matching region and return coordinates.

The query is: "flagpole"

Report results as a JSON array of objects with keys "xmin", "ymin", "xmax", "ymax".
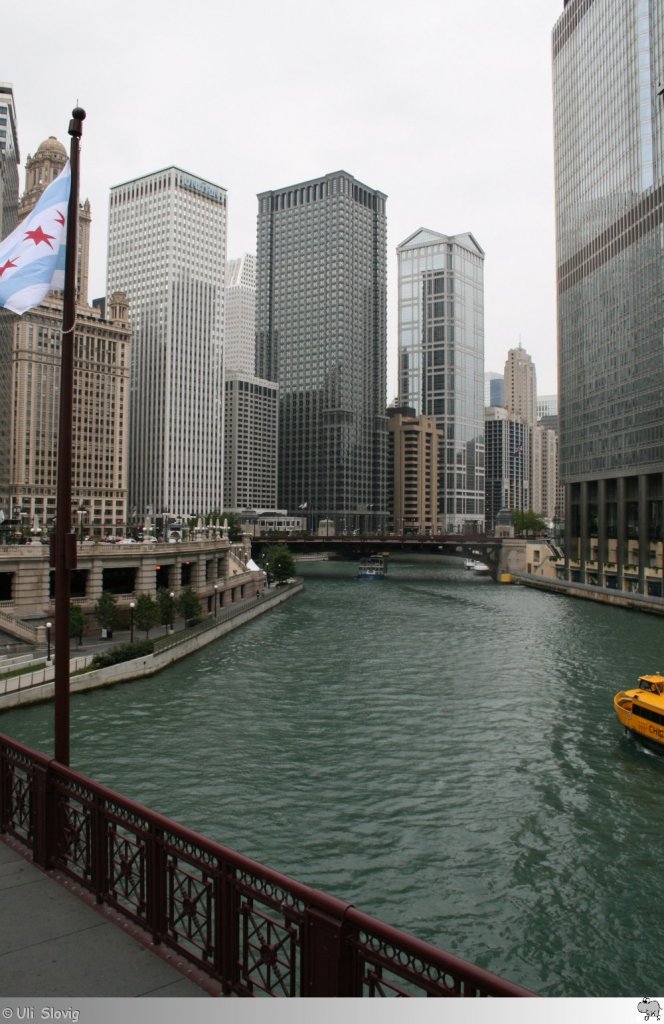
[{"xmin": 53, "ymin": 107, "xmax": 86, "ymax": 767}]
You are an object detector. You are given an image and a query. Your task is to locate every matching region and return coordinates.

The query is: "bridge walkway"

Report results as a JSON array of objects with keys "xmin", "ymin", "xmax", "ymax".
[{"xmin": 0, "ymin": 836, "xmax": 214, "ymax": 997}]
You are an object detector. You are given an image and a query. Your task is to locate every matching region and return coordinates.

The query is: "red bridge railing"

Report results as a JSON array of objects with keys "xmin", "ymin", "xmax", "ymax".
[{"xmin": 0, "ymin": 734, "xmax": 534, "ymax": 998}]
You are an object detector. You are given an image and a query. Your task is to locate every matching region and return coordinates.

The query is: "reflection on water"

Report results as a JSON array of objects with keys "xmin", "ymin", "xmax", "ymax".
[{"xmin": 2, "ymin": 555, "xmax": 663, "ymax": 996}]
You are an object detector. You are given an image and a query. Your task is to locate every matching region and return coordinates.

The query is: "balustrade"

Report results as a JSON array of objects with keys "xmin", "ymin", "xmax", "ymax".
[{"xmin": 0, "ymin": 734, "xmax": 533, "ymax": 999}]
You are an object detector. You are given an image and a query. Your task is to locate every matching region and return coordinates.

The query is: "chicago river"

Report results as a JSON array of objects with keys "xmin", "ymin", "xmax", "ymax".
[{"xmin": 2, "ymin": 556, "xmax": 663, "ymax": 997}]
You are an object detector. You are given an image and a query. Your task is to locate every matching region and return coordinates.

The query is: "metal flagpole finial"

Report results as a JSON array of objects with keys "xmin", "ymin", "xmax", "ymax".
[{"xmin": 69, "ymin": 107, "xmax": 86, "ymax": 138}]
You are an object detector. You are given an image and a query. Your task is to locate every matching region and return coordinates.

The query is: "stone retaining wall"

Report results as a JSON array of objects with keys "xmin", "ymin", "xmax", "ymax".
[
  {"xmin": 0, "ymin": 583, "xmax": 302, "ymax": 712},
  {"xmin": 510, "ymin": 572, "xmax": 664, "ymax": 615}
]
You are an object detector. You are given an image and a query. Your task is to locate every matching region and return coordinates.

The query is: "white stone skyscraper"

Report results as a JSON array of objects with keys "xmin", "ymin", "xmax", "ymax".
[
  {"xmin": 225, "ymin": 254, "xmax": 255, "ymax": 375},
  {"xmin": 107, "ymin": 167, "xmax": 227, "ymax": 520},
  {"xmin": 223, "ymin": 253, "xmax": 278, "ymax": 511}
]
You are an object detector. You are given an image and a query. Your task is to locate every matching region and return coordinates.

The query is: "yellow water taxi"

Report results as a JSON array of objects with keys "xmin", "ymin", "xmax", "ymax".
[{"xmin": 614, "ymin": 673, "xmax": 664, "ymax": 752}]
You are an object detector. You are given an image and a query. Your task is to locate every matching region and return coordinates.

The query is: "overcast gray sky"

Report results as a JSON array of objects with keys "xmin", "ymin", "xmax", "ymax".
[{"xmin": 4, "ymin": 0, "xmax": 564, "ymax": 397}]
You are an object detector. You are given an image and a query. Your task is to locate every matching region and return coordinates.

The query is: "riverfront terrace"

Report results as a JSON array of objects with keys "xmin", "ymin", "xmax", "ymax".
[{"xmin": 0, "ymin": 533, "xmax": 262, "ymax": 646}]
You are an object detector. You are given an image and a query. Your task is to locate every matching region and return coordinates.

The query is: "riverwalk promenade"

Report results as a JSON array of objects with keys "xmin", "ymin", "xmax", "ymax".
[{"xmin": 0, "ymin": 582, "xmax": 303, "ymax": 712}]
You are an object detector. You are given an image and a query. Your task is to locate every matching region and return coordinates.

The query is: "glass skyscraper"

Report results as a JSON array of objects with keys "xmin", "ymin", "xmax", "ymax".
[
  {"xmin": 553, "ymin": 0, "xmax": 664, "ymax": 594},
  {"xmin": 0, "ymin": 83, "xmax": 19, "ymax": 237},
  {"xmin": 256, "ymin": 170, "xmax": 388, "ymax": 533},
  {"xmin": 107, "ymin": 167, "xmax": 227, "ymax": 521},
  {"xmin": 397, "ymin": 229, "xmax": 485, "ymax": 533}
]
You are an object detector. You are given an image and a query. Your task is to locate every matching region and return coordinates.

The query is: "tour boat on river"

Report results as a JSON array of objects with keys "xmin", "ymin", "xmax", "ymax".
[
  {"xmin": 356, "ymin": 555, "xmax": 387, "ymax": 579},
  {"xmin": 614, "ymin": 673, "xmax": 664, "ymax": 752}
]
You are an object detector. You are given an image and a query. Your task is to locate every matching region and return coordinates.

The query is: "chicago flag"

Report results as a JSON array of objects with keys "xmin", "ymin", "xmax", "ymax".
[{"xmin": 0, "ymin": 161, "xmax": 71, "ymax": 315}]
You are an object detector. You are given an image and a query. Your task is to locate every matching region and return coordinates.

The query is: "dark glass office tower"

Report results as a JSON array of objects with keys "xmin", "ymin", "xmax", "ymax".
[
  {"xmin": 0, "ymin": 84, "xmax": 19, "ymax": 236},
  {"xmin": 553, "ymin": 0, "xmax": 664, "ymax": 594},
  {"xmin": 256, "ymin": 171, "xmax": 388, "ymax": 533}
]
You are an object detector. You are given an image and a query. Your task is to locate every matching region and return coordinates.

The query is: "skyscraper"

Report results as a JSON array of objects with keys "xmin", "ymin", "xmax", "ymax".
[
  {"xmin": 107, "ymin": 167, "xmax": 227, "ymax": 521},
  {"xmin": 485, "ymin": 372, "xmax": 504, "ymax": 408},
  {"xmin": 387, "ymin": 407, "xmax": 441, "ymax": 535},
  {"xmin": 224, "ymin": 372, "xmax": 278, "ymax": 512},
  {"xmin": 504, "ymin": 346, "xmax": 537, "ymax": 428},
  {"xmin": 533, "ymin": 422, "xmax": 561, "ymax": 527},
  {"xmin": 5, "ymin": 291, "xmax": 131, "ymax": 537},
  {"xmin": 536, "ymin": 395, "xmax": 558, "ymax": 421},
  {"xmin": 553, "ymin": 0, "xmax": 664, "ymax": 593},
  {"xmin": 0, "ymin": 85, "xmax": 20, "ymax": 498},
  {"xmin": 19, "ymin": 136, "xmax": 92, "ymax": 306},
  {"xmin": 397, "ymin": 228, "xmax": 485, "ymax": 533},
  {"xmin": 225, "ymin": 253, "xmax": 256, "ymax": 375},
  {"xmin": 484, "ymin": 406, "xmax": 529, "ymax": 534},
  {"xmin": 256, "ymin": 170, "xmax": 388, "ymax": 532},
  {"xmin": 503, "ymin": 344, "xmax": 537, "ymax": 522},
  {"xmin": 0, "ymin": 137, "xmax": 131, "ymax": 536},
  {"xmin": 0, "ymin": 83, "xmax": 19, "ymax": 237}
]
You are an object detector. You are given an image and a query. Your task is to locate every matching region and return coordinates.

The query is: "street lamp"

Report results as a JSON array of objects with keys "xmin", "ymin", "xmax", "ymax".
[
  {"xmin": 77, "ymin": 506, "xmax": 87, "ymax": 542},
  {"xmin": 129, "ymin": 601, "xmax": 135, "ymax": 643},
  {"xmin": 170, "ymin": 590, "xmax": 175, "ymax": 632},
  {"xmin": 213, "ymin": 583, "xmax": 218, "ymax": 617},
  {"xmin": 46, "ymin": 621, "xmax": 52, "ymax": 662}
]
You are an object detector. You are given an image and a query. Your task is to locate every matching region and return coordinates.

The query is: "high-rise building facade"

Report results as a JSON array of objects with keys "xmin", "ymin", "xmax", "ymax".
[
  {"xmin": 6, "ymin": 293, "xmax": 131, "ymax": 536},
  {"xmin": 533, "ymin": 422, "xmax": 561, "ymax": 527},
  {"xmin": 397, "ymin": 228, "xmax": 485, "ymax": 533},
  {"xmin": 484, "ymin": 407, "xmax": 529, "ymax": 535},
  {"xmin": 387, "ymin": 407, "xmax": 441, "ymax": 534},
  {"xmin": 0, "ymin": 83, "xmax": 19, "ymax": 237},
  {"xmin": 256, "ymin": 170, "xmax": 388, "ymax": 532},
  {"xmin": 503, "ymin": 344, "xmax": 539, "ymax": 520},
  {"xmin": 0, "ymin": 137, "xmax": 131, "ymax": 536},
  {"xmin": 19, "ymin": 136, "xmax": 92, "ymax": 307},
  {"xmin": 553, "ymin": 0, "xmax": 664, "ymax": 594},
  {"xmin": 536, "ymin": 394, "xmax": 558, "ymax": 421},
  {"xmin": 484, "ymin": 372, "xmax": 504, "ymax": 408},
  {"xmin": 0, "ymin": 85, "xmax": 20, "ymax": 500},
  {"xmin": 107, "ymin": 167, "xmax": 227, "ymax": 520},
  {"xmin": 225, "ymin": 254, "xmax": 256, "ymax": 375},
  {"xmin": 224, "ymin": 372, "xmax": 278, "ymax": 512},
  {"xmin": 504, "ymin": 346, "xmax": 537, "ymax": 428}
]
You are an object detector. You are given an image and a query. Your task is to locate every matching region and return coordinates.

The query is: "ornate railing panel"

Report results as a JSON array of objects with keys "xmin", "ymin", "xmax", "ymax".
[
  {"xmin": 1, "ymin": 740, "xmax": 33, "ymax": 846},
  {"xmin": 0, "ymin": 734, "xmax": 535, "ymax": 998},
  {"xmin": 233, "ymin": 868, "xmax": 305, "ymax": 996}
]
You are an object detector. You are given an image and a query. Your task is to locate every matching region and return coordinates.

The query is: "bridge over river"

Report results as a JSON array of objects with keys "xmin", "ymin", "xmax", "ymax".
[{"xmin": 251, "ymin": 532, "xmax": 504, "ymax": 569}]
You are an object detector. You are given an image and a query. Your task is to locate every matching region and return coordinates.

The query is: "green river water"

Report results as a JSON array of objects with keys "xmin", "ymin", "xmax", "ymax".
[{"xmin": 2, "ymin": 555, "xmax": 663, "ymax": 997}]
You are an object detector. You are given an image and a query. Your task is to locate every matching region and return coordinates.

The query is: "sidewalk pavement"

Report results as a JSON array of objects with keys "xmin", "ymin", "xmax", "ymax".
[{"xmin": 0, "ymin": 837, "xmax": 215, "ymax": 997}]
